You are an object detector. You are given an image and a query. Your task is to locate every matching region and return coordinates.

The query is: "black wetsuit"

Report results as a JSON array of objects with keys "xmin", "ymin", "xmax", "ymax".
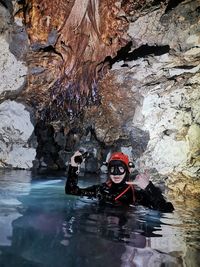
[{"xmin": 65, "ymin": 165, "xmax": 174, "ymax": 212}]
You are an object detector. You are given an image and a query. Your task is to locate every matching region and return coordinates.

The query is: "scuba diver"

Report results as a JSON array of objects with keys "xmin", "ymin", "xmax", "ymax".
[{"xmin": 65, "ymin": 151, "xmax": 174, "ymax": 212}]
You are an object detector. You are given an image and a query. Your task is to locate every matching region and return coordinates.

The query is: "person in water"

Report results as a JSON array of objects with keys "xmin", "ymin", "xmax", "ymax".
[{"xmin": 65, "ymin": 151, "xmax": 174, "ymax": 212}]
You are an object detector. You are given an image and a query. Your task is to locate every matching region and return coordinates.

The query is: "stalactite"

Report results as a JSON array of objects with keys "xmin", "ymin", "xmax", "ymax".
[{"xmin": 16, "ymin": 0, "xmax": 129, "ymax": 124}]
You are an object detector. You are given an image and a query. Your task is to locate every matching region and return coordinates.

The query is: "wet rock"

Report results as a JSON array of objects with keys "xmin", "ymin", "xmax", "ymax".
[
  {"xmin": 0, "ymin": 2, "xmax": 11, "ymax": 33},
  {"xmin": 9, "ymin": 24, "xmax": 29, "ymax": 60},
  {"xmin": 18, "ymin": 0, "xmax": 130, "ymax": 121},
  {"xmin": 0, "ymin": 36, "xmax": 27, "ymax": 96},
  {"xmin": 104, "ymin": 0, "xmax": 200, "ymax": 195},
  {"xmin": 129, "ymin": 127, "xmax": 150, "ymax": 158},
  {"xmin": 0, "ymin": 100, "xmax": 36, "ymax": 169}
]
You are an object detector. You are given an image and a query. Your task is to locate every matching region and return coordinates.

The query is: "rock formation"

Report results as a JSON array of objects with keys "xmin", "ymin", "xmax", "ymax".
[{"xmin": 0, "ymin": 0, "xmax": 199, "ymax": 196}]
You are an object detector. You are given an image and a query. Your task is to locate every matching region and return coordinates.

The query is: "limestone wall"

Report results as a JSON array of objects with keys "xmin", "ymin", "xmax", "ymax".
[
  {"xmin": 106, "ymin": 0, "xmax": 200, "ymax": 195},
  {"xmin": 0, "ymin": 3, "xmax": 36, "ymax": 169}
]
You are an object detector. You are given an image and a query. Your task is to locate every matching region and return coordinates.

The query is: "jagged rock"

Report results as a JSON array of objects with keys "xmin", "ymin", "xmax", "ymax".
[
  {"xmin": 105, "ymin": 0, "xmax": 200, "ymax": 195},
  {"xmin": 0, "ymin": 36, "xmax": 27, "ymax": 96},
  {"xmin": 0, "ymin": 2, "xmax": 11, "ymax": 33},
  {"xmin": 0, "ymin": 2, "xmax": 28, "ymax": 99},
  {"xmin": 128, "ymin": 0, "xmax": 200, "ymax": 52},
  {"xmin": 9, "ymin": 24, "xmax": 29, "ymax": 60},
  {"xmin": 18, "ymin": 0, "xmax": 130, "ymax": 121},
  {"xmin": 0, "ymin": 100, "xmax": 36, "ymax": 169}
]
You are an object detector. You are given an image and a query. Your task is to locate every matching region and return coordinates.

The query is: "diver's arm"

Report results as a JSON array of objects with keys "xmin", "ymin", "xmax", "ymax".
[
  {"xmin": 65, "ymin": 151, "xmax": 100, "ymax": 198},
  {"xmin": 127, "ymin": 172, "xmax": 174, "ymax": 212},
  {"xmin": 143, "ymin": 181, "xmax": 174, "ymax": 212},
  {"xmin": 65, "ymin": 165, "xmax": 80, "ymax": 195},
  {"xmin": 65, "ymin": 153, "xmax": 112, "ymax": 201},
  {"xmin": 65, "ymin": 165, "xmax": 99, "ymax": 198}
]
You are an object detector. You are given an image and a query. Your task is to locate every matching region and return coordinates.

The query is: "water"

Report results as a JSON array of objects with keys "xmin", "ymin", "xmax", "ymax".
[{"xmin": 0, "ymin": 170, "xmax": 199, "ymax": 267}]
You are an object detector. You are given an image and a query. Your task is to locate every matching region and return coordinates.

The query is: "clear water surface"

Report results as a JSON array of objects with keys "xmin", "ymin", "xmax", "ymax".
[{"xmin": 0, "ymin": 170, "xmax": 199, "ymax": 267}]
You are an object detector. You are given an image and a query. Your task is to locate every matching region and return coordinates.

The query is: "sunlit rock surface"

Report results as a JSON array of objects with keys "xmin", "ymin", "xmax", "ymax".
[
  {"xmin": 0, "ymin": 0, "xmax": 199, "ymax": 195},
  {"xmin": 0, "ymin": 2, "xmax": 35, "ymax": 169},
  {"xmin": 0, "ymin": 37, "xmax": 27, "ymax": 96},
  {"xmin": 0, "ymin": 4, "xmax": 27, "ymax": 97},
  {"xmin": 0, "ymin": 101, "xmax": 36, "ymax": 169}
]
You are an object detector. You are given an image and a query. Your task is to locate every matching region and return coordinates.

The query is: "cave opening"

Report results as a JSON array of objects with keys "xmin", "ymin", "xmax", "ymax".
[
  {"xmin": 33, "ymin": 121, "xmax": 81, "ymax": 173},
  {"xmin": 125, "ymin": 44, "xmax": 170, "ymax": 60},
  {"xmin": 164, "ymin": 0, "xmax": 185, "ymax": 13},
  {"xmin": 32, "ymin": 40, "xmax": 170, "ymax": 173},
  {"xmin": 109, "ymin": 42, "xmax": 170, "ymax": 66},
  {"xmin": 33, "ymin": 121, "xmax": 102, "ymax": 174}
]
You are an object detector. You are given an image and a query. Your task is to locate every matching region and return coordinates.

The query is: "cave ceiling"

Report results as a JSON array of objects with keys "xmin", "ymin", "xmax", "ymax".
[{"xmin": 15, "ymin": 0, "xmax": 170, "ymax": 125}]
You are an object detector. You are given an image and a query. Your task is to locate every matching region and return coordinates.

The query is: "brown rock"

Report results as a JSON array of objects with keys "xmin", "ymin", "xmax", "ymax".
[{"xmin": 18, "ymin": 0, "xmax": 130, "ymax": 122}]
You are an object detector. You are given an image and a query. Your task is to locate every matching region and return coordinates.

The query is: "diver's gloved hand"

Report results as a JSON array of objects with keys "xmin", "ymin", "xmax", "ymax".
[
  {"xmin": 126, "ymin": 171, "xmax": 150, "ymax": 190},
  {"xmin": 70, "ymin": 151, "xmax": 84, "ymax": 167}
]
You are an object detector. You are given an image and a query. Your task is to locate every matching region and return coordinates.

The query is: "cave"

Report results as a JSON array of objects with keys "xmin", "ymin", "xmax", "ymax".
[
  {"xmin": 0, "ymin": 1, "xmax": 200, "ymax": 265},
  {"xmin": 0, "ymin": 0, "xmax": 199, "ymax": 191}
]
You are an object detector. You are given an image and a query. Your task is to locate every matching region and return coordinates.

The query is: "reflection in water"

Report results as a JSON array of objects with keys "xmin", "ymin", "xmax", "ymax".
[
  {"xmin": 0, "ymin": 170, "xmax": 31, "ymax": 247},
  {"xmin": 0, "ymin": 170, "xmax": 199, "ymax": 267}
]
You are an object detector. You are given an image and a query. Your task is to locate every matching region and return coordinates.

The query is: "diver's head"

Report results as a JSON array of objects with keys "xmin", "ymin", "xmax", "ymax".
[{"xmin": 108, "ymin": 152, "xmax": 132, "ymax": 184}]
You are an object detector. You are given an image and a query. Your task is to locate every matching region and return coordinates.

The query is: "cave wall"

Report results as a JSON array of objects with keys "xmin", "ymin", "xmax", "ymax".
[
  {"xmin": 105, "ymin": 0, "xmax": 200, "ymax": 195},
  {"xmin": 83, "ymin": 0, "xmax": 200, "ymax": 195},
  {"xmin": 0, "ymin": 1, "xmax": 36, "ymax": 169},
  {"xmin": 0, "ymin": 0, "xmax": 199, "ymax": 195}
]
